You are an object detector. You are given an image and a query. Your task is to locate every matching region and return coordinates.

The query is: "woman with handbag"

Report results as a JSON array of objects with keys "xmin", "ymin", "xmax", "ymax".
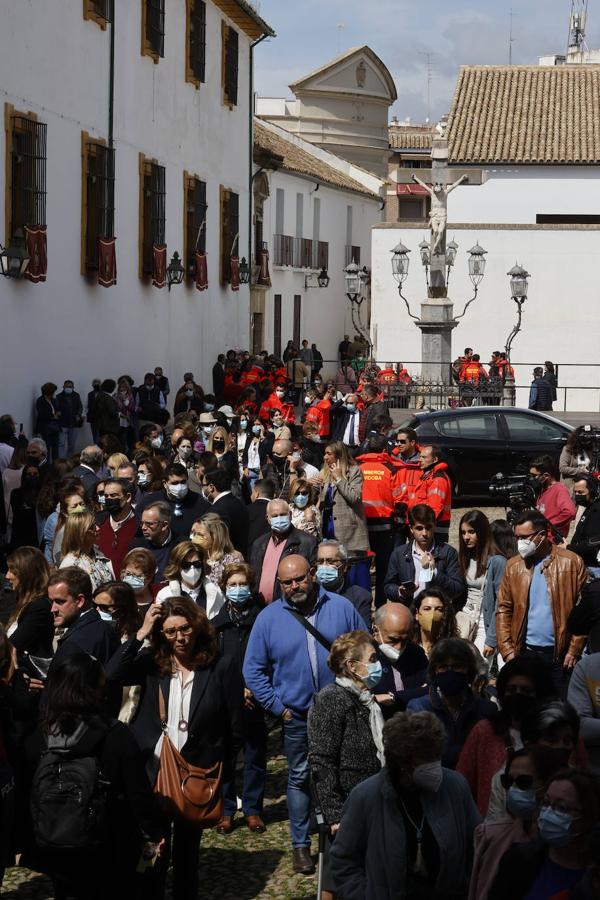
[
  {"xmin": 457, "ymin": 510, "xmax": 491, "ymax": 651},
  {"xmin": 105, "ymin": 595, "xmax": 244, "ymax": 900}
]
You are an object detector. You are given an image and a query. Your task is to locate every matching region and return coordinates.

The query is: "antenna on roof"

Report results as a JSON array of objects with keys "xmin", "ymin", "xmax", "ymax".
[
  {"xmin": 568, "ymin": 0, "xmax": 589, "ymax": 54},
  {"xmin": 419, "ymin": 52, "xmax": 435, "ymax": 123},
  {"xmin": 508, "ymin": 8, "xmax": 515, "ymax": 64},
  {"xmin": 336, "ymin": 23, "xmax": 345, "ymax": 54}
]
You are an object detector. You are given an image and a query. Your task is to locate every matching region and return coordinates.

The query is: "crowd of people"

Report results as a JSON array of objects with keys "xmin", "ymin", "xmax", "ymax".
[
  {"xmin": 0, "ymin": 344, "xmax": 598, "ymax": 900},
  {"xmin": 450, "ymin": 348, "xmax": 558, "ymax": 410}
]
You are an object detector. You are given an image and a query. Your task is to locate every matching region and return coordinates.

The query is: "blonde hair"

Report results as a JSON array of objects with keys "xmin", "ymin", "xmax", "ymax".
[
  {"xmin": 196, "ymin": 512, "xmax": 236, "ymax": 559},
  {"xmin": 61, "ymin": 511, "xmax": 97, "ymax": 558},
  {"xmin": 207, "ymin": 426, "xmax": 229, "ymax": 454},
  {"xmin": 289, "ymin": 478, "xmax": 317, "ymax": 506},
  {"xmin": 107, "ymin": 452, "xmax": 129, "ymax": 477},
  {"xmin": 163, "ymin": 540, "xmax": 203, "ymax": 581},
  {"xmin": 328, "ymin": 630, "xmax": 375, "ymax": 677},
  {"xmin": 320, "ymin": 441, "xmax": 354, "ymax": 485}
]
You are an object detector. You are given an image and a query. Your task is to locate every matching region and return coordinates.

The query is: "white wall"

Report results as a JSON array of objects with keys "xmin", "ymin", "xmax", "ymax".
[
  {"xmin": 371, "ymin": 223, "xmax": 600, "ymax": 411},
  {"xmin": 0, "ymin": 0, "xmax": 254, "ymax": 432},
  {"xmin": 448, "ymin": 167, "xmax": 600, "ymax": 224},
  {"xmin": 260, "ymin": 169, "xmax": 381, "ymax": 378}
]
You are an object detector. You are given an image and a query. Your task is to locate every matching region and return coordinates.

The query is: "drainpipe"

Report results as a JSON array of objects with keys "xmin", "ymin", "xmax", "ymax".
[
  {"xmin": 248, "ymin": 33, "xmax": 269, "ymax": 283},
  {"xmin": 108, "ymin": 2, "xmax": 115, "ymax": 149}
]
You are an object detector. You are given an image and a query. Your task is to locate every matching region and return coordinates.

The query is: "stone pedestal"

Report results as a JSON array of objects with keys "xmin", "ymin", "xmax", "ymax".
[{"xmin": 417, "ymin": 298, "xmax": 458, "ymax": 382}]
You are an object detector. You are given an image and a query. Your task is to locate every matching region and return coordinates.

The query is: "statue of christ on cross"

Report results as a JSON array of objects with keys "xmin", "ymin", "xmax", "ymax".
[{"xmin": 411, "ymin": 175, "xmax": 467, "ymax": 256}]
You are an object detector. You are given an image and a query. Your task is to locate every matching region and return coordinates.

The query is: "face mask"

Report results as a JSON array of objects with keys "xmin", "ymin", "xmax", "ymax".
[
  {"xmin": 123, "ymin": 574, "xmax": 145, "ymax": 591},
  {"xmin": 502, "ymin": 693, "xmax": 538, "ymax": 722},
  {"xmin": 212, "ymin": 439, "xmax": 225, "ymax": 452},
  {"xmin": 314, "ymin": 382, "xmax": 322, "ymax": 389},
  {"xmin": 412, "ymin": 761, "xmax": 443, "ymax": 793},
  {"xmin": 304, "ymin": 396, "xmax": 312, "ymax": 406},
  {"xmin": 226, "ymin": 585, "xmax": 252, "ymax": 605},
  {"xmin": 574, "ymin": 494, "xmax": 590, "ymax": 507},
  {"xmin": 145, "ymin": 383, "xmax": 154, "ymax": 391},
  {"xmin": 168, "ymin": 483, "xmax": 188, "ymax": 500},
  {"xmin": 315, "ymin": 565, "xmax": 340, "ymax": 585},
  {"xmin": 98, "ymin": 609, "xmax": 113, "ymax": 623},
  {"xmin": 26, "ymin": 455, "xmax": 41, "ymax": 466},
  {"xmin": 276, "ymin": 391, "xmax": 285, "ymax": 399},
  {"xmin": 185, "ymin": 389, "xmax": 194, "ymax": 398},
  {"xmin": 379, "ymin": 643, "xmax": 404, "ymax": 662},
  {"xmin": 345, "ymin": 403, "xmax": 356, "ymax": 413},
  {"xmin": 294, "ymin": 494, "xmax": 309, "ymax": 509},
  {"xmin": 506, "ymin": 787, "xmax": 537, "ymax": 820},
  {"xmin": 137, "ymin": 472, "xmax": 148, "ymax": 486},
  {"xmin": 418, "ymin": 608, "xmax": 443, "ymax": 633},
  {"xmin": 240, "ymin": 420, "xmax": 248, "ymax": 430},
  {"xmin": 517, "ymin": 538, "xmax": 538, "ymax": 559},
  {"xmin": 68, "ymin": 505, "xmax": 87, "ymax": 516},
  {"xmin": 204, "ymin": 403, "xmax": 214, "ymax": 412},
  {"xmin": 104, "ymin": 498, "xmax": 122, "ymax": 515},
  {"xmin": 252, "ymin": 425, "xmax": 262, "ymax": 436},
  {"xmin": 178, "ymin": 447, "xmax": 192, "ymax": 460},
  {"xmin": 270, "ymin": 515, "xmax": 291, "ymax": 533},
  {"xmin": 359, "ymin": 660, "xmax": 383, "ymax": 691},
  {"xmin": 97, "ymin": 494, "xmax": 106, "ymax": 507},
  {"xmin": 64, "ymin": 387, "xmax": 73, "ymax": 395},
  {"xmin": 538, "ymin": 806, "xmax": 577, "ymax": 847},
  {"xmin": 200, "ymin": 428, "xmax": 212, "ymax": 440},
  {"xmin": 190, "ymin": 534, "xmax": 204, "ymax": 546},
  {"xmin": 150, "ymin": 436, "xmax": 163, "ymax": 449},
  {"xmin": 436, "ymin": 670, "xmax": 469, "ymax": 696},
  {"xmin": 24, "ymin": 475, "xmax": 40, "ymax": 489},
  {"xmin": 181, "ymin": 566, "xmax": 202, "ymax": 587}
]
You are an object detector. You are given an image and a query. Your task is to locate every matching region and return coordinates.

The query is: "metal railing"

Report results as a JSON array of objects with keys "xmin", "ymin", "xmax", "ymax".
[{"xmin": 272, "ymin": 235, "xmax": 329, "ymax": 269}]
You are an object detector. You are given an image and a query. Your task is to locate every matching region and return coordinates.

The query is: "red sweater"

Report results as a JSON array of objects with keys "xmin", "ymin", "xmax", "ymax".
[{"xmin": 456, "ymin": 718, "xmax": 507, "ymax": 816}]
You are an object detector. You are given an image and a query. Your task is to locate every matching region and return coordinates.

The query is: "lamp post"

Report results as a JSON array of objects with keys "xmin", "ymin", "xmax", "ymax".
[
  {"xmin": 238, "ymin": 257, "xmax": 251, "ymax": 285},
  {"xmin": 0, "ymin": 228, "xmax": 30, "ymax": 278},
  {"xmin": 503, "ymin": 262, "xmax": 531, "ymax": 406},
  {"xmin": 166, "ymin": 251, "xmax": 185, "ymax": 291},
  {"xmin": 344, "ymin": 261, "xmax": 371, "ymax": 349},
  {"xmin": 304, "ymin": 266, "xmax": 330, "ymax": 289}
]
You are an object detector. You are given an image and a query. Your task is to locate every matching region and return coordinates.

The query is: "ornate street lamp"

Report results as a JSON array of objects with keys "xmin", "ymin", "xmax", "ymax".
[
  {"xmin": 418, "ymin": 238, "xmax": 430, "ymax": 268},
  {"xmin": 445, "ymin": 238, "xmax": 459, "ymax": 269},
  {"xmin": 508, "ymin": 263, "xmax": 530, "ymax": 300},
  {"xmin": 390, "ymin": 241, "xmax": 411, "ymax": 285},
  {"xmin": 468, "ymin": 242, "xmax": 487, "ymax": 287},
  {"xmin": 238, "ymin": 257, "xmax": 251, "ymax": 285},
  {"xmin": 166, "ymin": 251, "xmax": 185, "ymax": 290},
  {"xmin": 344, "ymin": 261, "xmax": 362, "ymax": 301},
  {"xmin": 317, "ymin": 266, "xmax": 330, "ymax": 288},
  {"xmin": 0, "ymin": 228, "xmax": 30, "ymax": 278}
]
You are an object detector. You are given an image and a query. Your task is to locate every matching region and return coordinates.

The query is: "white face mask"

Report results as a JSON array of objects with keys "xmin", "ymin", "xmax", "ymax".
[
  {"xmin": 379, "ymin": 643, "xmax": 404, "ymax": 662},
  {"xmin": 412, "ymin": 761, "xmax": 443, "ymax": 792},
  {"xmin": 181, "ymin": 566, "xmax": 202, "ymax": 587},
  {"xmin": 169, "ymin": 483, "xmax": 188, "ymax": 500},
  {"xmin": 517, "ymin": 538, "xmax": 538, "ymax": 559}
]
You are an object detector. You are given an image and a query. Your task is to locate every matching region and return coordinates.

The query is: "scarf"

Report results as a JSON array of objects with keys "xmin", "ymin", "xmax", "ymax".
[{"xmin": 335, "ymin": 676, "xmax": 385, "ymax": 765}]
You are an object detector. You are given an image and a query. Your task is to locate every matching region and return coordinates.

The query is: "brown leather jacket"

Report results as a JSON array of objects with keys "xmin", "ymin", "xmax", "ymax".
[{"xmin": 496, "ymin": 545, "xmax": 588, "ymax": 660}]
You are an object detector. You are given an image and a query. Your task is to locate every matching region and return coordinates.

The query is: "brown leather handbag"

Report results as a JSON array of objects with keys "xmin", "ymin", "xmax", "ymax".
[{"xmin": 154, "ymin": 686, "xmax": 223, "ymax": 827}]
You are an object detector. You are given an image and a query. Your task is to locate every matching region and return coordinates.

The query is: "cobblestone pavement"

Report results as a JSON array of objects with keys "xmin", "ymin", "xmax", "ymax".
[{"xmin": 2, "ymin": 506, "xmax": 508, "ymax": 899}]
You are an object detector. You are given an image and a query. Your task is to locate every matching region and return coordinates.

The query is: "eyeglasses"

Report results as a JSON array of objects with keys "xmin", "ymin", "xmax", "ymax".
[
  {"xmin": 162, "ymin": 624, "xmax": 193, "ymax": 639},
  {"xmin": 516, "ymin": 529, "xmax": 543, "ymax": 541},
  {"xmin": 316, "ymin": 558, "xmax": 343, "ymax": 568},
  {"xmin": 500, "ymin": 773, "xmax": 535, "ymax": 791},
  {"xmin": 540, "ymin": 798, "xmax": 583, "ymax": 817}
]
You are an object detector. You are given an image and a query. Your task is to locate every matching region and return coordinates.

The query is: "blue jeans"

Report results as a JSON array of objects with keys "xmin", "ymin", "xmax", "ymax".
[
  {"xmin": 283, "ymin": 717, "xmax": 311, "ymax": 848},
  {"xmin": 223, "ymin": 707, "xmax": 268, "ymax": 817},
  {"xmin": 58, "ymin": 426, "xmax": 78, "ymax": 459}
]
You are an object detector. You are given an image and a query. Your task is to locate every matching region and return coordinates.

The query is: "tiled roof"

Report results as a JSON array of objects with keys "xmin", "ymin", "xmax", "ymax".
[
  {"xmin": 447, "ymin": 65, "xmax": 600, "ymax": 164},
  {"xmin": 389, "ymin": 130, "xmax": 434, "ymax": 150},
  {"xmin": 253, "ymin": 121, "xmax": 380, "ymax": 199}
]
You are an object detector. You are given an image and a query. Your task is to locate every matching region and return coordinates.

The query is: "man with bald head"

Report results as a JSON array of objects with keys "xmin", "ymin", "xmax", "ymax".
[
  {"xmin": 249, "ymin": 498, "xmax": 318, "ymax": 604},
  {"xmin": 261, "ymin": 438, "xmax": 302, "ymax": 501},
  {"xmin": 244, "ymin": 554, "xmax": 366, "ymax": 875},
  {"xmin": 371, "ymin": 602, "xmax": 428, "ymax": 716}
]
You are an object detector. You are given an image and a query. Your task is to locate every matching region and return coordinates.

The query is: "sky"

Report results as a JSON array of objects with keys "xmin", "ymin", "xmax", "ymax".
[{"xmin": 252, "ymin": 0, "xmax": 600, "ymax": 122}]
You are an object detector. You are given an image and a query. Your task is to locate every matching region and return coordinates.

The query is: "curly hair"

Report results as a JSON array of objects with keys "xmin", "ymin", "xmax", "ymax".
[
  {"xmin": 149, "ymin": 595, "xmax": 218, "ymax": 676},
  {"xmin": 383, "ymin": 711, "xmax": 446, "ymax": 767},
  {"xmin": 220, "ymin": 561, "xmax": 257, "ymax": 593},
  {"xmin": 327, "ymin": 630, "xmax": 376, "ymax": 677}
]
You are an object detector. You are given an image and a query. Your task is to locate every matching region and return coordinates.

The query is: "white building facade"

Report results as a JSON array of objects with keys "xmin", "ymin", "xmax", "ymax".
[
  {"xmin": 0, "ymin": 0, "xmax": 273, "ymax": 432},
  {"xmin": 250, "ymin": 119, "xmax": 384, "ymax": 378},
  {"xmin": 372, "ymin": 64, "xmax": 600, "ymax": 411}
]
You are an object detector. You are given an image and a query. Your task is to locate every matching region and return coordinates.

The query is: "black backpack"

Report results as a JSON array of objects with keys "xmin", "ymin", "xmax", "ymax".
[{"xmin": 30, "ymin": 724, "xmax": 113, "ymax": 851}]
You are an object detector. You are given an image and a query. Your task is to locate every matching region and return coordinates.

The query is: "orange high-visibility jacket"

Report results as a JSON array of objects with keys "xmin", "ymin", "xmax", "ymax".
[
  {"xmin": 410, "ymin": 461, "xmax": 452, "ymax": 525},
  {"xmin": 358, "ymin": 452, "xmax": 403, "ymax": 531}
]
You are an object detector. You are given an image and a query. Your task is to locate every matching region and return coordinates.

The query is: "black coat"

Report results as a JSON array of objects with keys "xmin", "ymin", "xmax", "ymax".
[
  {"xmin": 568, "ymin": 498, "xmax": 600, "ymax": 565},
  {"xmin": 129, "ymin": 532, "xmax": 185, "ymax": 582},
  {"xmin": 211, "ymin": 493, "xmax": 250, "ymax": 556},
  {"xmin": 363, "ymin": 400, "xmax": 389, "ymax": 436},
  {"xmin": 331, "ymin": 404, "xmax": 360, "ymax": 446},
  {"xmin": 530, "ymin": 376, "xmax": 554, "ymax": 411},
  {"xmin": 8, "ymin": 596, "xmax": 53, "ymax": 658},
  {"xmin": 9, "ymin": 489, "xmax": 39, "ymax": 550},
  {"xmin": 136, "ymin": 489, "xmax": 210, "ymax": 538},
  {"xmin": 105, "ymin": 637, "xmax": 244, "ymax": 783},
  {"xmin": 212, "ymin": 601, "xmax": 263, "ymax": 671},
  {"xmin": 249, "ymin": 527, "xmax": 318, "ymax": 602},
  {"xmin": 71, "ymin": 464, "xmax": 100, "ymax": 497},
  {"xmin": 489, "ymin": 839, "xmax": 548, "ymax": 900},
  {"xmin": 308, "ymin": 682, "xmax": 381, "ymax": 824},
  {"xmin": 212, "ymin": 362, "xmax": 225, "ymax": 399},
  {"xmin": 372, "ymin": 642, "xmax": 429, "ymax": 715},
  {"xmin": 247, "ymin": 498, "xmax": 271, "ymax": 549},
  {"xmin": 340, "ymin": 583, "xmax": 373, "ymax": 630},
  {"xmin": 54, "ymin": 391, "xmax": 83, "ymax": 429},
  {"xmin": 93, "ymin": 392, "xmax": 120, "ymax": 436},
  {"xmin": 53, "ymin": 608, "xmax": 120, "ymax": 668},
  {"xmin": 384, "ymin": 542, "xmax": 467, "ymax": 608},
  {"xmin": 567, "ymin": 578, "xmax": 600, "ymax": 653}
]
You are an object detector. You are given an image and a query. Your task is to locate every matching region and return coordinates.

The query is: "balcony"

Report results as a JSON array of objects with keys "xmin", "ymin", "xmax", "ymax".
[
  {"xmin": 345, "ymin": 245, "xmax": 361, "ymax": 266},
  {"xmin": 273, "ymin": 234, "xmax": 329, "ymax": 269}
]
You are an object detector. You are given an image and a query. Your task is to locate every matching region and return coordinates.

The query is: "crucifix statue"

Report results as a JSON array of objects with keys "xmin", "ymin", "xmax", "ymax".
[{"xmin": 412, "ymin": 176, "xmax": 466, "ymax": 256}]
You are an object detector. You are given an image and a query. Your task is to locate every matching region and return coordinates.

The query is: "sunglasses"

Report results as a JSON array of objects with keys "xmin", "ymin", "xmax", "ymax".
[
  {"xmin": 183, "ymin": 560, "xmax": 203, "ymax": 570},
  {"xmin": 500, "ymin": 773, "xmax": 535, "ymax": 791}
]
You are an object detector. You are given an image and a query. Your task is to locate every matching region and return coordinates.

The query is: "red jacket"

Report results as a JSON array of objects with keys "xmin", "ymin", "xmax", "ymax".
[
  {"xmin": 258, "ymin": 391, "xmax": 295, "ymax": 424},
  {"xmin": 304, "ymin": 399, "xmax": 332, "ymax": 439},
  {"xmin": 459, "ymin": 361, "xmax": 489, "ymax": 384},
  {"xmin": 357, "ymin": 452, "xmax": 403, "ymax": 530},
  {"xmin": 390, "ymin": 455, "xmax": 422, "ymax": 517},
  {"xmin": 411, "ymin": 461, "xmax": 452, "ymax": 525}
]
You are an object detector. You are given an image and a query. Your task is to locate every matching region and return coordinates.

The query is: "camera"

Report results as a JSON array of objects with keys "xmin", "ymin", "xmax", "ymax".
[{"xmin": 489, "ymin": 472, "xmax": 539, "ymax": 524}]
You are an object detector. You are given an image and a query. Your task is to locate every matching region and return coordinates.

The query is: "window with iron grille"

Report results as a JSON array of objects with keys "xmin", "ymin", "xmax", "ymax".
[
  {"xmin": 345, "ymin": 245, "xmax": 361, "ymax": 266},
  {"xmin": 313, "ymin": 240, "xmax": 329, "ymax": 270},
  {"xmin": 7, "ymin": 111, "xmax": 47, "ymax": 240},
  {"xmin": 273, "ymin": 234, "xmax": 294, "ymax": 267},
  {"xmin": 187, "ymin": 0, "xmax": 206, "ymax": 86},
  {"xmin": 143, "ymin": 0, "xmax": 164, "ymax": 60},
  {"xmin": 140, "ymin": 157, "xmax": 166, "ymax": 276},
  {"xmin": 220, "ymin": 187, "xmax": 239, "ymax": 283},
  {"xmin": 83, "ymin": 0, "xmax": 113, "ymax": 26},
  {"xmin": 83, "ymin": 136, "xmax": 115, "ymax": 271},
  {"xmin": 185, "ymin": 174, "xmax": 207, "ymax": 276},
  {"xmin": 222, "ymin": 24, "xmax": 238, "ymax": 106}
]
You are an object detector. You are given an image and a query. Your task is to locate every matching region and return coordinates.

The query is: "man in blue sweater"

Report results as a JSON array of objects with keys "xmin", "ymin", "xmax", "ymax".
[{"xmin": 243, "ymin": 554, "xmax": 366, "ymax": 875}]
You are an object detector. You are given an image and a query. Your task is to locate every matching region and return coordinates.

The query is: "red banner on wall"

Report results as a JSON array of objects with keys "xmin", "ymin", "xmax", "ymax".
[
  {"xmin": 230, "ymin": 255, "xmax": 240, "ymax": 292},
  {"xmin": 24, "ymin": 225, "xmax": 47, "ymax": 283},
  {"xmin": 195, "ymin": 251, "xmax": 208, "ymax": 291},
  {"xmin": 152, "ymin": 244, "xmax": 167, "ymax": 289},
  {"xmin": 98, "ymin": 237, "xmax": 117, "ymax": 287},
  {"xmin": 258, "ymin": 248, "xmax": 271, "ymax": 287}
]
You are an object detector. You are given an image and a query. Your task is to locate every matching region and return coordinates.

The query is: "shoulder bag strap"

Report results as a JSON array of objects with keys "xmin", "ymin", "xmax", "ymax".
[
  {"xmin": 285, "ymin": 607, "xmax": 331, "ymax": 652},
  {"xmin": 158, "ymin": 682, "xmax": 168, "ymax": 728}
]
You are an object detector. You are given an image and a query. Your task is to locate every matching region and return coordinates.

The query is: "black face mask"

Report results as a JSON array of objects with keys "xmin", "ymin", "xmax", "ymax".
[
  {"xmin": 502, "ymin": 693, "xmax": 538, "ymax": 722},
  {"xmin": 212, "ymin": 439, "xmax": 225, "ymax": 452},
  {"xmin": 26, "ymin": 455, "xmax": 40, "ymax": 467},
  {"xmin": 435, "ymin": 670, "xmax": 469, "ymax": 696},
  {"xmin": 104, "ymin": 498, "xmax": 122, "ymax": 515},
  {"xmin": 23, "ymin": 475, "xmax": 40, "ymax": 490},
  {"xmin": 272, "ymin": 455, "xmax": 286, "ymax": 470},
  {"xmin": 574, "ymin": 494, "xmax": 590, "ymax": 507}
]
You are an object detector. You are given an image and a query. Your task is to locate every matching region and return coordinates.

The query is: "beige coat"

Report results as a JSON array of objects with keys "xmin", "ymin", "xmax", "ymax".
[{"xmin": 319, "ymin": 465, "xmax": 369, "ymax": 555}]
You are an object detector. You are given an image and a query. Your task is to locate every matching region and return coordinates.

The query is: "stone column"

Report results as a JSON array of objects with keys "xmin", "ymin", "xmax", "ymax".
[{"xmin": 418, "ymin": 297, "xmax": 458, "ymax": 382}]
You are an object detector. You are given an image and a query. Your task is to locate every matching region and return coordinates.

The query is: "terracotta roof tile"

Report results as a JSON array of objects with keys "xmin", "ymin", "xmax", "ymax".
[
  {"xmin": 389, "ymin": 130, "xmax": 434, "ymax": 150},
  {"xmin": 447, "ymin": 65, "xmax": 600, "ymax": 164},
  {"xmin": 253, "ymin": 120, "xmax": 380, "ymax": 198}
]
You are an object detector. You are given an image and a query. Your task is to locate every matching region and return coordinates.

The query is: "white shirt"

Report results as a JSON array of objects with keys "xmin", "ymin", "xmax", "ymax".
[
  {"xmin": 154, "ymin": 668, "xmax": 194, "ymax": 759},
  {"xmin": 155, "ymin": 577, "xmax": 225, "ymax": 619},
  {"xmin": 212, "ymin": 491, "xmax": 231, "ymax": 503},
  {"xmin": 342, "ymin": 411, "xmax": 360, "ymax": 447},
  {"xmin": 247, "ymin": 440, "xmax": 261, "ymax": 470}
]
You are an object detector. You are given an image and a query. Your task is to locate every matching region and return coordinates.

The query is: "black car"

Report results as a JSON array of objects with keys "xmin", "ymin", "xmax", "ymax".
[{"xmin": 398, "ymin": 406, "xmax": 572, "ymax": 499}]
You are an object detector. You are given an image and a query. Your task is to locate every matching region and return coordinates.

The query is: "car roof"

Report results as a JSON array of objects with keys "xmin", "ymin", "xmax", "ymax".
[{"xmin": 405, "ymin": 406, "xmax": 573, "ymax": 431}]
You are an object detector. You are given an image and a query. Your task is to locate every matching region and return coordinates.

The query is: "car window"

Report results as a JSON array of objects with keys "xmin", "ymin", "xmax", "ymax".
[
  {"xmin": 433, "ymin": 414, "xmax": 499, "ymax": 440},
  {"xmin": 504, "ymin": 412, "xmax": 566, "ymax": 442}
]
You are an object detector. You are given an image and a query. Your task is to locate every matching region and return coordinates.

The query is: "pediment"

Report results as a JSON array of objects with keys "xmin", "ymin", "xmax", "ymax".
[{"xmin": 290, "ymin": 46, "xmax": 397, "ymax": 103}]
